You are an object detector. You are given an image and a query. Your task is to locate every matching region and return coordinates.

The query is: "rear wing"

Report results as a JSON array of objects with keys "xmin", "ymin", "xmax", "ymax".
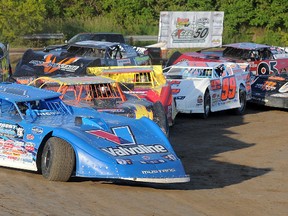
[
  {"xmin": 29, "ymin": 76, "xmax": 126, "ymax": 102},
  {"xmin": 87, "ymin": 65, "xmax": 166, "ymax": 88}
]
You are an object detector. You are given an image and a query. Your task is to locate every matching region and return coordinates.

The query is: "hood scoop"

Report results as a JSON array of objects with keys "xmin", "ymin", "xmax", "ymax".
[{"xmin": 75, "ymin": 116, "xmax": 109, "ymax": 131}]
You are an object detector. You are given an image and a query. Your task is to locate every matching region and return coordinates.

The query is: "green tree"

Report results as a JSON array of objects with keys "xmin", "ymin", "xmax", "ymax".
[
  {"xmin": 0, "ymin": 0, "xmax": 46, "ymax": 42},
  {"xmin": 217, "ymin": 0, "xmax": 255, "ymax": 42},
  {"xmin": 101, "ymin": 0, "xmax": 156, "ymax": 34},
  {"xmin": 43, "ymin": 0, "xmax": 102, "ymax": 18},
  {"xmin": 250, "ymin": 0, "xmax": 288, "ymax": 30}
]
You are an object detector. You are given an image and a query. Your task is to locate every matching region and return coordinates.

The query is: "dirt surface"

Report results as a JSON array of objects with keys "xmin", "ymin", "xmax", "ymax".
[{"xmin": 0, "ymin": 104, "xmax": 287, "ymax": 216}]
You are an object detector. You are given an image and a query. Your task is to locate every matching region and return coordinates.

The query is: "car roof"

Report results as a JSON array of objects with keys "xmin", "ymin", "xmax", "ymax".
[
  {"xmin": 0, "ymin": 82, "xmax": 61, "ymax": 103},
  {"xmin": 39, "ymin": 76, "xmax": 116, "ymax": 85},
  {"xmin": 76, "ymin": 32, "xmax": 123, "ymax": 36},
  {"xmin": 100, "ymin": 66, "xmax": 154, "ymax": 74},
  {"xmin": 169, "ymin": 61, "xmax": 243, "ymax": 70},
  {"xmin": 223, "ymin": 42, "xmax": 270, "ymax": 50},
  {"xmin": 173, "ymin": 61, "xmax": 222, "ymax": 68},
  {"xmin": 72, "ymin": 40, "xmax": 121, "ymax": 48}
]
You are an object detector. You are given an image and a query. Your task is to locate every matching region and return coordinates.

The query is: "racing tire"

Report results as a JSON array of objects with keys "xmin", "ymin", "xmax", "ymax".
[
  {"xmin": 41, "ymin": 137, "xmax": 75, "ymax": 182},
  {"xmin": 233, "ymin": 88, "xmax": 247, "ymax": 115},
  {"xmin": 201, "ymin": 90, "xmax": 211, "ymax": 119},
  {"xmin": 152, "ymin": 101, "xmax": 169, "ymax": 137}
]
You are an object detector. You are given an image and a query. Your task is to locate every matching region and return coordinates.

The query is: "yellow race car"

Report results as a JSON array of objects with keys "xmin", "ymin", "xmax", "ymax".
[{"xmin": 87, "ymin": 65, "xmax": 176, "ymax": 127}]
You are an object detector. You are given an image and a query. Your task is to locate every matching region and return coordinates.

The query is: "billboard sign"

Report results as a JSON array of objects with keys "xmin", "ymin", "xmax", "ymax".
[{"xmin": 158, "ymin": 11, "xmax": 224, "ymax": 48}]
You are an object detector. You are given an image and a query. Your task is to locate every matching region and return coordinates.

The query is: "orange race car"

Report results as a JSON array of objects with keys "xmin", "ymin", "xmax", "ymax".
[{"xmin": 28, "ymin": 75, "xmax": 169, "ymax": 135}]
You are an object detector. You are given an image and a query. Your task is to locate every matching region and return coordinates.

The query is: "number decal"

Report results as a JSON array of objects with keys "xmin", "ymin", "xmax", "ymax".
[
  {"xmin": 270, "ymin": 61, "xmax": 278, "ymax": 74},
  {"xmin": 221, "ymin": 76, "xmax": 236, "ymax": 101},
  {"xmin": 257, "ymin": 61, "xmax": 278, "ymax": 75},
  {"xmin": 193, "ymin": 27, "xmax": 209, "ymax": 39}
]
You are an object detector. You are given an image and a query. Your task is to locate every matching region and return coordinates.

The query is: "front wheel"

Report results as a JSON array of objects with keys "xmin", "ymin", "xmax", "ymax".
[
  {"xmin": 152, "ymin": 101, "xmax": 169, "ymax": 137},
  {"xmin": 41, "ymin": 137, "xmax": 75, "ymax": 182}
]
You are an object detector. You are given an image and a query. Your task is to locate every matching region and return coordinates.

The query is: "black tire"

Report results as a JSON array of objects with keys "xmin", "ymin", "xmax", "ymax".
[
  {"xmin": 201, "ymin": 91, "xmax": 211, "ymax": 119},
  {"xmin": 41, "ymin": 137, "xmax": 75, "ymax": 182},
  {"xmin": 152, "ymin": 101, "xmax": 169, "ymax": 136},
  {"xmin": 233, "ymin": 88, "xmax": 247, "ymax": 115}
]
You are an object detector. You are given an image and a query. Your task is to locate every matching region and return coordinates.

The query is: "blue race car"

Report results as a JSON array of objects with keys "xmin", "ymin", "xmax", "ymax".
[
  {"xmin": 13, "ymin": 40, "xmax": 151, "ymax": 80},
  {"xmin": 250, "ymin": 74, "xmax": 288, "ymax": 109},
  {"xmin": 0, "ymin": 82, "xmax": 189, "ymax": 183}
]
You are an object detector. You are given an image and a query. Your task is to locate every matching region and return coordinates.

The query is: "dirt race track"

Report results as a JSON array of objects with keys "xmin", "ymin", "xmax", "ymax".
[{"xmin": 0, "ymin": 103, "xmax": 287, "ymax": 216}]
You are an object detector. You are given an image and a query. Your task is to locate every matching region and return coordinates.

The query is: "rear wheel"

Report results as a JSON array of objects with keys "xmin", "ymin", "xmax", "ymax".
[
  {"xmin": 201, "ymin": 91, "xmax": 211, "ymax": 119},
  {"xmin": 233, "ymin": 88, "xmax": 246, "ymax": 115},
  {"xmin": 41, "ymin": 137, "xmax": 75, "ymax": 182}
]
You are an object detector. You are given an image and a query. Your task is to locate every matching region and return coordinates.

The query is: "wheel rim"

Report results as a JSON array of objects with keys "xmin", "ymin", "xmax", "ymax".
[
  {"xmin": 239, "ymin": 93, "xmax": 245, "ymax": 112},
  {"xmin": 43, "ymin": 146, "xmax": 51, "ymax": 170},
  {"xmin": 204, "ymin": 94, "xmax": 210, "ymax": 116}
]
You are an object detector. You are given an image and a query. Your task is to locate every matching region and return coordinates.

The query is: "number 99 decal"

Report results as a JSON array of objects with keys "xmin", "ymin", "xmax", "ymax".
[{"xmin": 221, "ymin": 76, "xmax": 236, "ymax": 101}]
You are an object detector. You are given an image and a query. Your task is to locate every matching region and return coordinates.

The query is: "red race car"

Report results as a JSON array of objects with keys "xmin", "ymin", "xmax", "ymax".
[{"xmin": 166, "ymin": 42, "xmax": 288, "ymax": 75}]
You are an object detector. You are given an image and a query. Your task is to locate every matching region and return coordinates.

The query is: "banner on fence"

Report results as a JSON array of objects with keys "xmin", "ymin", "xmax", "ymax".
[{"xmin": 158, "ymin": 11, "xmax": 224, "ymax": 48}]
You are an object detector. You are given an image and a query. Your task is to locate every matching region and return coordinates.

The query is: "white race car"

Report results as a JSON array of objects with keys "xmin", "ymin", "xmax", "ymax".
[{"xmin": 164, "ymin": 61, "xmax": 252, "ymax": 118}]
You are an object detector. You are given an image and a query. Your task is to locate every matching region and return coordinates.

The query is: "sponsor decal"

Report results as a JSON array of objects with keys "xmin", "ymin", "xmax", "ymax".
[
  {"xmin": 142, "ymin": 155, "xmax": 150, "ymax": 160},
  {"xmin": 87, "ymin": 126, "xmax": 135, "ymax": 145},
  {"xmin": 116, "ymin": 158, "xmax": 133, "ymax": 165},
  {"xmin": 268, "ymin": 76, "xmax": 285, "ymax": 81},
  {"xmin": 89, "ymin": 127, "xmax": 168, "ymax": 156},
  {"xmin": 123, "ymin": 90, "xmax": 147, "ymax": 95},
  {"xmin": 169, "ymin": 80, "xmax": 181, "ymax": 86},
  {"xmin": 0, "ymin": 136, "xmax": 36, "ymax": 163},
  {"xmin": 162, "ymin": 154, "xmax": 176, "ymax": 161},
  {"xmin": 117, "ymin": 58, "xmax": 132, "ymax": 66},
  {"xmin": 111, "ymin": 126, "xmax": 135, "ymax": 145},
  {"xmin": 210, "ymin": 79, "xmax": 221, "ymax": 90},
  {"xmin": 0, "ymin": 123, "xmax": 24, "ymax": 138},
  {"xmin": 262, "ymin": 81, "xmax": 277, "ymax": 91},
  {"xmin": 102, "ymin": 144, "xmax": 168, "ymax": 157},
  {"xmin": 140, "ymin": 159, "xmax": 166, "ymax": 164},
  {"xmin": 29, "ymin": 54, "xmax": 80, "ymax": 73},
  {"xmin": 25, "ymin": 142, "xmax": 35, "ymax": 152},
  {"xmin": 197, "ymin": 95, "xmax": 203, "ymax": 103},
  {"xmin": 26, "ymin": 134, "xmax": 34, "ymax": 140},
  {"xmin": 32, "ymin": 127, "xmax": 43, "ymax": 134},
  {"xmin": 172, "ymin": 17, "xmax": 209, "ymax": 43},
  {"xmin": 142, "ymin": 168, "xmax": 176, "ymax": 174}
]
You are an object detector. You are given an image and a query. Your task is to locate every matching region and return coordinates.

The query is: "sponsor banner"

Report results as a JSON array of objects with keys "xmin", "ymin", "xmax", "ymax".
[{"xmin": 158, "ymin": 11, "xmax": 224, "ymax": 48}]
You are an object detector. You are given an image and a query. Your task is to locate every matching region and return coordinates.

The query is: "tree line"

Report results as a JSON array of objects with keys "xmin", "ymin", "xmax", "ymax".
[{"xmin": 0, "ymin": 0, "xmax": 287, "ymax": 46}]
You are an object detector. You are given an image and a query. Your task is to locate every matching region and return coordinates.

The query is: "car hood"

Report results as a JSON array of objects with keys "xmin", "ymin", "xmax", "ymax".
[
  {"xmin": 28, "ymin": 109, "xmax": 170, "ymax": 153},
  {"xmin": 13, "ymin": 49, "xmax": 101, "ymax": 77}
]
